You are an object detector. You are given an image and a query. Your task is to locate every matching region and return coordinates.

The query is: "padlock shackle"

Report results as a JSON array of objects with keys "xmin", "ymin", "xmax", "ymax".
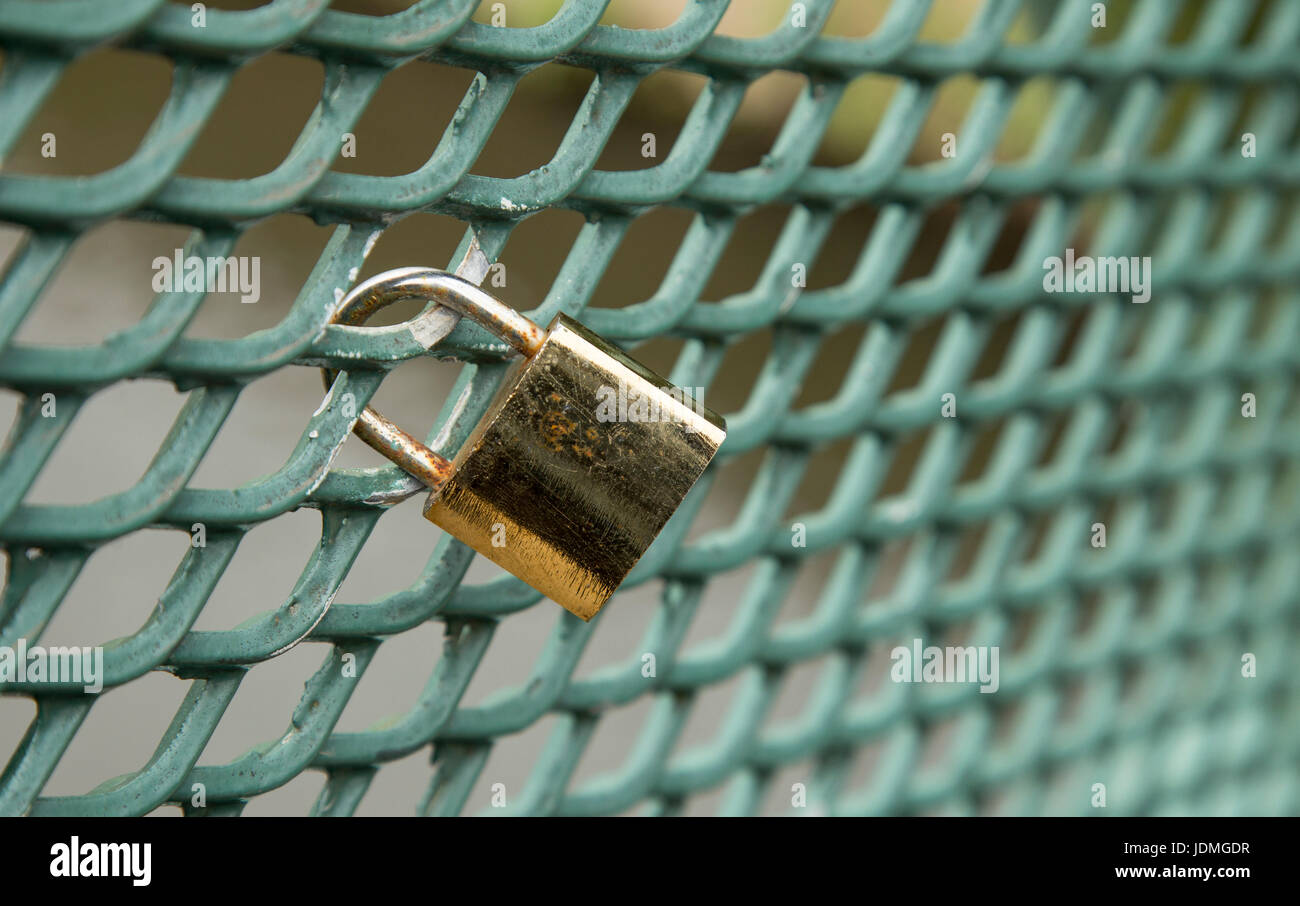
[{"xmin": 321, "ymin": 267, "xmax": 546, "ymax": 490}]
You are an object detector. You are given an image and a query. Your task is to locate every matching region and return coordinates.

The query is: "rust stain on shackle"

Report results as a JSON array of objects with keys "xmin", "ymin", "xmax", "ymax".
[{"xmin": 321, "ymin": 268, "xmax": 546, "ymax": 492}]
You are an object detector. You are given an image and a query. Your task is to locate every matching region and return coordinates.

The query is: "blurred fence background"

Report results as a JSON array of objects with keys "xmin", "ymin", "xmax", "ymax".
[{"xmin": 0, "ymin": 0, "xmax": 1298, "ymax": 816}]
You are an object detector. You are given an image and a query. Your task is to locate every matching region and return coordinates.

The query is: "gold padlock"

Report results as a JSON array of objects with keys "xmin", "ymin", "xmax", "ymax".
[{"xmin": 323, "ymin": 268, "xmax": 726, "ymax": 620}]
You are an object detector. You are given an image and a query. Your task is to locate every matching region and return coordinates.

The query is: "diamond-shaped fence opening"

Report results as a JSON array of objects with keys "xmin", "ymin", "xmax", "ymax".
[{"xmin": 0, "ymin": 0, "xmax": 1298, "ymax": 817}]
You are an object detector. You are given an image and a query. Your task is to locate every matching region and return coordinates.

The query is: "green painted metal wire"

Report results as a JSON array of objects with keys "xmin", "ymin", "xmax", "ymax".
[{"xmin": 0, "ymin": 0, "xmax": 1298, "ymax": 816}]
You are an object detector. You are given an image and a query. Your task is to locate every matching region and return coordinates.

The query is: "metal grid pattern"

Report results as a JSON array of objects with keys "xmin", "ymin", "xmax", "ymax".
[{"xmin": 2, "ymin": 0, "xmax": 1299, "ymax": 816}]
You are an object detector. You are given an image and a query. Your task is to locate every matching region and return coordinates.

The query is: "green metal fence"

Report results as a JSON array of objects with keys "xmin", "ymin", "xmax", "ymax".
[{"xmin": 1, "ymin": 0, "xmax": 1298, "ymax": 816}]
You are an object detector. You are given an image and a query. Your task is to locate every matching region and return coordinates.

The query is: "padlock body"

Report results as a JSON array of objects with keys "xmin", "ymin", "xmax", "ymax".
[{"xmin": 424, "ymin": 313, "xmax": 726, "ymax": 620}]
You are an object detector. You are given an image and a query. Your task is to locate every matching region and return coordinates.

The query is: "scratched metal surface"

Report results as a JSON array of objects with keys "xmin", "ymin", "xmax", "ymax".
[{"xmin": 1, "ymin": 0, "xmax": 1299, "ymax": 816}]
